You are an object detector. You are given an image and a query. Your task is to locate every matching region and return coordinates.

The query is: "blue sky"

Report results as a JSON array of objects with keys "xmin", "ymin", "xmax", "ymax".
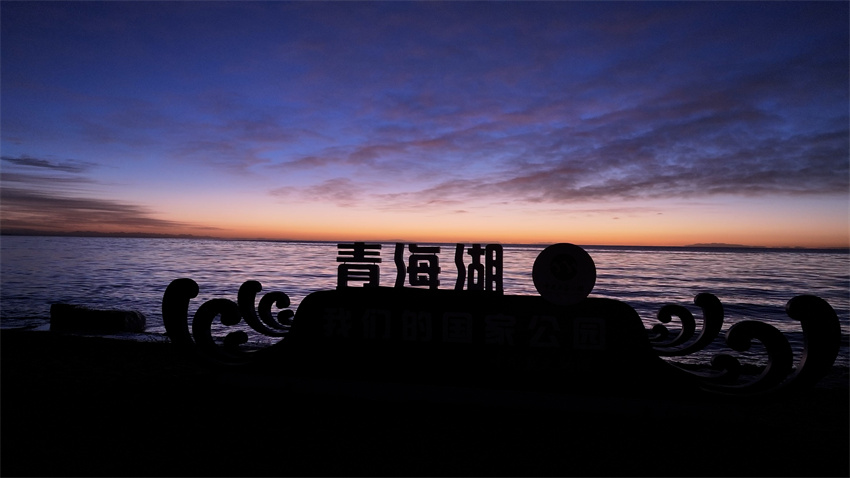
[{"xmin": 1, "ymin": 2, "xmax": 848, "ymax": 246}]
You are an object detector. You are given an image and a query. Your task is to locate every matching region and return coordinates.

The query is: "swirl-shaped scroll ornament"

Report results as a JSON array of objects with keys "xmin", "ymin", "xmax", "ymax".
[
  {"xmin": 649, "ymin": 293, "xmax": 842, "ymax": 396},
  {"xmin": 162, "ymin": 278, "xmax": 292, "ymax": 365},
  {"xmin": 649, "ymin": 293, "xmax": 724, "ymax": 356}
]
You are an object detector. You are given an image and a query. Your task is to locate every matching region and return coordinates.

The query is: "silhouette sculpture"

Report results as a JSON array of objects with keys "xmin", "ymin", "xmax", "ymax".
[{"xmin": 162, "ymin": 243, "xmax": 841, "ymax": 397}]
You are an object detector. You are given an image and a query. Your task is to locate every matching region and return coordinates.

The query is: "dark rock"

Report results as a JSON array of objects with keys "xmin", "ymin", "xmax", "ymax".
[{"xmin": 49, "ymin": 303, "xmax": 146, "ymax": 333}]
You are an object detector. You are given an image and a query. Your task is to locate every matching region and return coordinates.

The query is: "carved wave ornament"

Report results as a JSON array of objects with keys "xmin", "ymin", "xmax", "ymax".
[{"xmin": 162, "ymin": 243, "xmax": 841, "ymax": 398}]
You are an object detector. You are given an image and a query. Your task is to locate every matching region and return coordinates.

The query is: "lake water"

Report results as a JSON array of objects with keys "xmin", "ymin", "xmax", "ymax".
[{"xmin": 1, "ymin": 236, "xmax": 848, "ymax": 368}]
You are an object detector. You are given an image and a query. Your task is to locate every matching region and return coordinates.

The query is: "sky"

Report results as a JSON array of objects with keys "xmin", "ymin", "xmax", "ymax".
[{"xmin": 1, "ymin": 1, "xmax": 848, "ymax": 247}]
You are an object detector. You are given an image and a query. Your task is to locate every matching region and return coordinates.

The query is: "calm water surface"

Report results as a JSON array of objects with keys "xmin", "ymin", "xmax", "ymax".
[{"xmin": 2, "ymin": 236, "xmax": 848, "ymax": 366}]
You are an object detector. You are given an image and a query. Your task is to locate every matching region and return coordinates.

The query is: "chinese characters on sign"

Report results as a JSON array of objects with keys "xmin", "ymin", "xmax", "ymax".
[
  {"xmin": 337, "ymin": 242, "xmax": 504, "ymax": 292},
  {"xmin": 398, "ymin": 244, "xmax": 441, "ymax": 289},
  {"xmin": 336, "ymin": 242, "xmax": 381, "ymax": 288},
  {"xmin": 320, "ymin": 307, "xmax": 565, "ymax": 349},
  {"xmin": 317, "ymin": 306, "xmax": 606, "ymax": 351}
]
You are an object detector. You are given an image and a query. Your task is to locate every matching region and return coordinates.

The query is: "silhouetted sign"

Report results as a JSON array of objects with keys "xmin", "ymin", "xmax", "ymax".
[
  {"xmin": 162, "ymin": 241, "xmax": 843, "ymax": 396},
  {"xmin": 304, "ymin": 242, "xmax": 632, "ymax": 377}
]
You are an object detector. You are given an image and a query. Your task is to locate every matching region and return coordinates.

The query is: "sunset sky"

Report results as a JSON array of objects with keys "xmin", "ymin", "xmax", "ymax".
[{"xmin": 1, "ymin": 2, "xmax": 848, "ymax": 247}]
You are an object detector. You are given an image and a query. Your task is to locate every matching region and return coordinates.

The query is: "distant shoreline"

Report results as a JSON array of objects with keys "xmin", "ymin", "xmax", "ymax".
[{"xmin": 1, "ymin": 231, "xmax": 847, "ymax": 253}]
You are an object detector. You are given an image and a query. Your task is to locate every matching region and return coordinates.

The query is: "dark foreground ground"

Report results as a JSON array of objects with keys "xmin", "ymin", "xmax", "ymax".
[{"xmin": 1, "ymin": 329, "xmax": 848, "ymax": 477}]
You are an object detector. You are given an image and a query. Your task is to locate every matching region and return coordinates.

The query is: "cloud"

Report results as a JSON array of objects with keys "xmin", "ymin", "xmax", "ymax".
[
  {"xmin": 1, "ymin": 155, "xmax": 96, "ymax": 174},
  {"xmin": 261, "ymin": 12, "xmax": 848, "ymax": 208},
  {"xmin": 269, "ymin": 101, "xmax": 848, "ymax": 212},
  {"xmin": 364, "ymin": 122, "xmax": 849, "ymax": 211},
  {"xmin": 0, "ymin": 187, "xmax": 190, "ymax": 232},
  {"xmin": 271, "ymin": 177, "xmax": 368, "ymax": 208},
  {"xmin": 0, "ymin": 155, "xmax": 204, "ymax": 233}
]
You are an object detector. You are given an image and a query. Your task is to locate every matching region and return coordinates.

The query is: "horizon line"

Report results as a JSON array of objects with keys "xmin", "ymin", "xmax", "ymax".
[{"xmin": 1, "ymin": 229, "xmax": 848, "ymax": 252}]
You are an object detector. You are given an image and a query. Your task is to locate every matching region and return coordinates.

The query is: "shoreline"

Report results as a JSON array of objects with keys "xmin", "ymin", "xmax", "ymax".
[{"xmin": 2, "ymin": 329, "xmax": 848, "ymax": 476}]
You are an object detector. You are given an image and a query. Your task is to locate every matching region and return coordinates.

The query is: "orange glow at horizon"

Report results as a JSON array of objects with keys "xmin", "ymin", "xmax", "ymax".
[{"xmin": 118, "ymin": 201, "xmax": 849, "ymax": 249}]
